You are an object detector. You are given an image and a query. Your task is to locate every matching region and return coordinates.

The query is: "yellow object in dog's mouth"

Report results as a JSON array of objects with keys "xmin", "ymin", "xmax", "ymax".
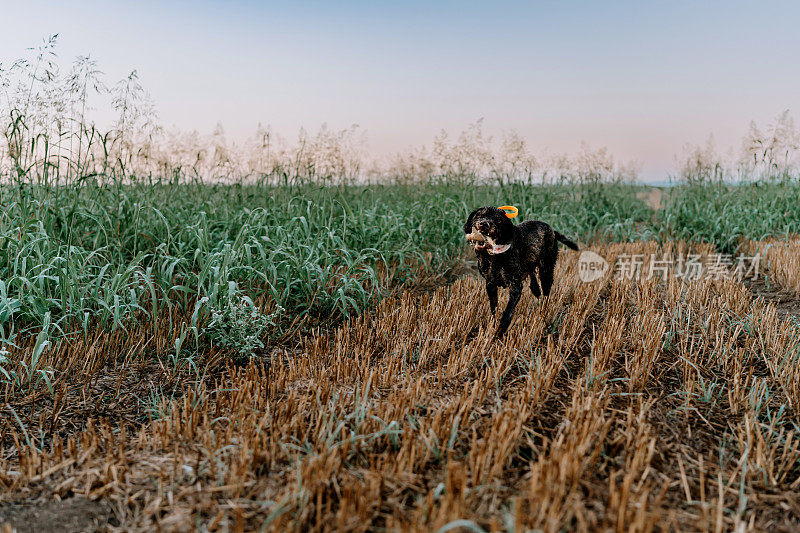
[{"xmin": 499, "ymin": 205, "xmax": 518, "ymax": 218}]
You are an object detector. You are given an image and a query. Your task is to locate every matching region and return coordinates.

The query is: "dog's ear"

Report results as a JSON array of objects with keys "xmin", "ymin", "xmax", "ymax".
[
  {"xmin": 463, "ymin": 209, "xmax": 478, "ymax": 234},
  {"xmin": 495, "ymin": 209, "xmax": 515, "ymax": 243}
]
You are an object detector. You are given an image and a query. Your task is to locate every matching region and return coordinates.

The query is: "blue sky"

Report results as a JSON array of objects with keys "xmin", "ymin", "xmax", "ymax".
[{"xmin": 3, "ymin": 0, "xmax": 800, "ymax": 179}]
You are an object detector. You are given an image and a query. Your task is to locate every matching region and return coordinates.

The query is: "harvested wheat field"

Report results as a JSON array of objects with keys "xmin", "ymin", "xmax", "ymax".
[{"xmin": 3, "ymin": 239, "xmax": 800, "ymax": 532}]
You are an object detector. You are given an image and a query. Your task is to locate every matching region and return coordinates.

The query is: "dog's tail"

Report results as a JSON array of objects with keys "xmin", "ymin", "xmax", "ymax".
[{"xmin": 555, "ymin": 231, "xmax": 579, "ymax": 251}]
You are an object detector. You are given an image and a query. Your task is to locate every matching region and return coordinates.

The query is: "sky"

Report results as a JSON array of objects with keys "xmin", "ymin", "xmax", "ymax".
[{"xmin": 2, "ymin": 0, "xmax": 800, "ymax": 180}]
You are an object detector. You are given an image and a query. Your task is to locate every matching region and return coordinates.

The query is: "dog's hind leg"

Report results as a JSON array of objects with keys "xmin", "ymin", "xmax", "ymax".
[
  {"xmin": 496, "ymin": 280, "xmax": 522, "ymax": 338},
  {"xmin": 529, "ymin": 271, "xmax": 541, "ymax": 298},
  {"xmin": 539, "ymin": 245, "xmax": 558, "ymax": 297},
  {"xmin": 539, "ymin": 265, "xmax": 554, "ymax": 297},
  {"xmin": 486, "ymin": 282, "xmax": 498, "ymax": 314}
]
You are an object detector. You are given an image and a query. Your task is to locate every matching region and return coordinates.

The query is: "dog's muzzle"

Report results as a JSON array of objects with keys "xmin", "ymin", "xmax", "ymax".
[{"xmin": 466, "ymin": 230, "xmax": 511, "ymax": 254}]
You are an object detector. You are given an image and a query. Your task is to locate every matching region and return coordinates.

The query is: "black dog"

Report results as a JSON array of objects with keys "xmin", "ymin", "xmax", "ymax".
[{"xmin": 464, "ymin": 206, "xmax": 579, "ymax": 338}]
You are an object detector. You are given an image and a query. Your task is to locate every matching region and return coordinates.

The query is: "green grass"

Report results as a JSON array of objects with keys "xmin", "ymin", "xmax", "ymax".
[
  {"xmin": 662, "ymin": 180, "xmax": 800, "ymax": 253},
  {"xmin": 2, "ymin": 179, "xmax": 800, "ymax": 351}
]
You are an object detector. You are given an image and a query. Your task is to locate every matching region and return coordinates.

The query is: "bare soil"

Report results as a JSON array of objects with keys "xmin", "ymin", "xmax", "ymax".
[
  {"xmin": 746, "ymin": 277, "xmax": 800, "ymax": 321},
  {"xmin": 0, "ymin": 497, "xmax": 115, "ymax": 533}
]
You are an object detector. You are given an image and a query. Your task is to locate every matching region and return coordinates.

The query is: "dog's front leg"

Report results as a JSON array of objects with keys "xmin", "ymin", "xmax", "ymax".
[
  {"xmin": 486, "ymin": 282, "xmax": 498, "ymax": 314},
  {"xmin": 496, "ymin": 280, "xmax": 522, "ymax": 338}
]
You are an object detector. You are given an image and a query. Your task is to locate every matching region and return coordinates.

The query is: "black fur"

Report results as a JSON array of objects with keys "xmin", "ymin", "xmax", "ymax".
[{"xmin": 464, "ymin": 206, "xmax": 579, "ymax": 338}]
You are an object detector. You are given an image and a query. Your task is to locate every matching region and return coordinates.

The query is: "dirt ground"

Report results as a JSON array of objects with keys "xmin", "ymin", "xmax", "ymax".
[
  {"xmin": 636, "ymin": 186, "xmax": 665, "ymax": 210},
  {"xmin": 746, "ymin": 278, "xmax": 800, "ymax": 321},
  {"xmin": 0, "ymin": 497, "xmax": 114, "ymax": 532}
]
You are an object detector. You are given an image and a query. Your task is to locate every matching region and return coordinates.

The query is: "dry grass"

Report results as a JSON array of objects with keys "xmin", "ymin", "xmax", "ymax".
[
  {"xmin": 744, "ymin": 237, "xmax": 800, "ymax": 295},
  {"xmin": 2, "ymin": 240, "xmax": 800, "ymax": 531}
]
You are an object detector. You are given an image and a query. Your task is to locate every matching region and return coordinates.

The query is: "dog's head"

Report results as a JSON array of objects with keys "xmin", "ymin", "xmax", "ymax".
[{"xmin": 463, "ymin": 206, "xmax": 514, "ymax": 255}]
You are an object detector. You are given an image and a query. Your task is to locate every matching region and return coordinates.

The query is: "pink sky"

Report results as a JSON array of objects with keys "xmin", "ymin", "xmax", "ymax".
[{"xmin": 3, "ymin": 0, "xmax": 799, "ymax": 180}]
